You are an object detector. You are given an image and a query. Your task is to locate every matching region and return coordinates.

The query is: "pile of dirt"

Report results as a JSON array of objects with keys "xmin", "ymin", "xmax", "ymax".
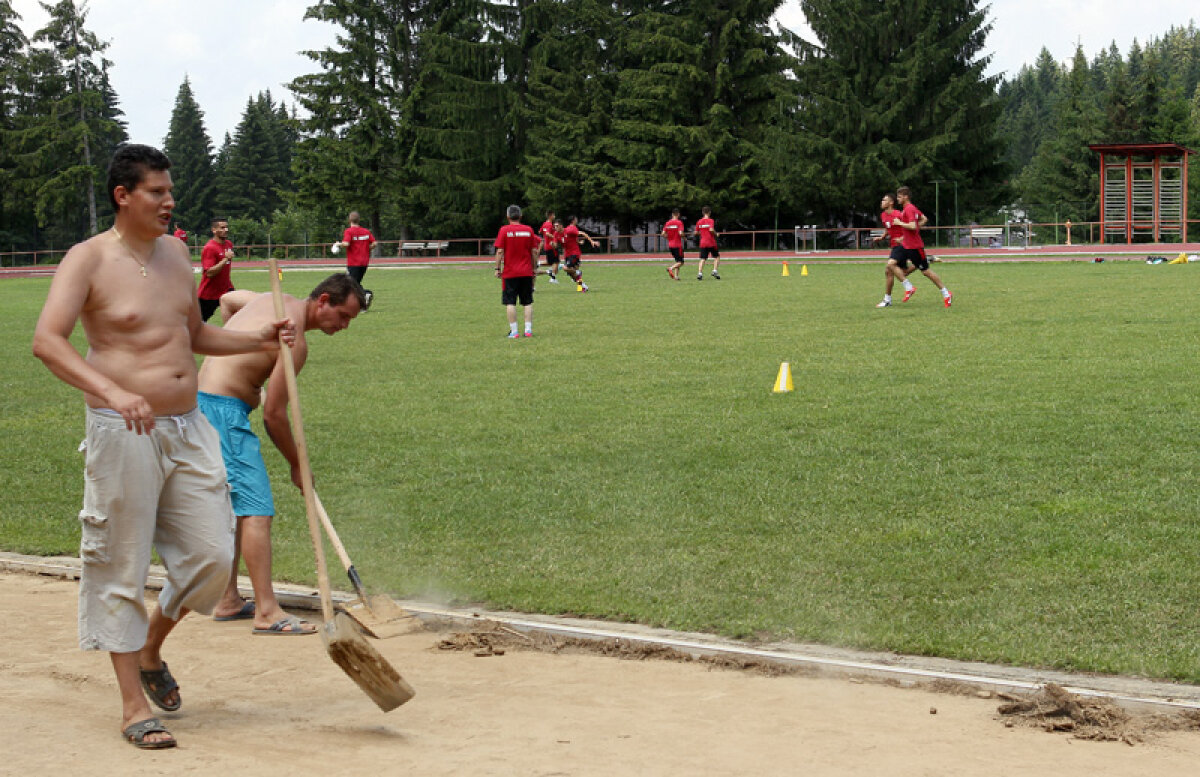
[{"xmin": 994, "ymin": 683, "xmax": 1200, "ymax": 745}]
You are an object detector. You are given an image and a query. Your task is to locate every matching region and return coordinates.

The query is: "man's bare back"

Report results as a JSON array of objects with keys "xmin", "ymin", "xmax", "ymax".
[{"xmin": 198, "ymin": 292, "xmax": 309, "ymax": 408}]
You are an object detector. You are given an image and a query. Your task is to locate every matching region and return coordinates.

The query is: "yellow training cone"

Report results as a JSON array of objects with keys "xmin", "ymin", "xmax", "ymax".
[
  {"xmin": 782, "ymin": 261, "xmax": 790, "ymax": 277},
  {"xmin": 800, "ymin": 264, "xmax": 808, "ymax": 276},
  {"xmin": 773, "ymin": 362, "xmax": 794, "ymax": 393}
]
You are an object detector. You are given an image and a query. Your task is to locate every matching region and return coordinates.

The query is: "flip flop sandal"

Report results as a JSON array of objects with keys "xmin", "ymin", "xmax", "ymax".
[
  {"xmin": 213, "ymin": 600, "xmax": 256, "ymax": 621},
  {"xmin": 139, "ymin": 661, "xmax": 181, "ymax": 712},
  {"xmin": 123, "ymin": 716, "xmax": 176, "ymax": 749},
  {"xmin": 252, "ymin": 615, "xmax": 317, "ymax": 635}
]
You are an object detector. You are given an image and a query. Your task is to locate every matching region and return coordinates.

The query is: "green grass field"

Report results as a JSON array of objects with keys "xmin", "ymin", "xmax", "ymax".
[{"xmin": 3, "ymin": 258, "xmax": 1199, "ymax": 681}]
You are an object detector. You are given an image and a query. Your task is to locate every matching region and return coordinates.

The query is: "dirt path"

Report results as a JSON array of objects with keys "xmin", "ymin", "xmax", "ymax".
[{"xmin": 3, "ymin": 570, "xmax": 1199, "ymax": 776}]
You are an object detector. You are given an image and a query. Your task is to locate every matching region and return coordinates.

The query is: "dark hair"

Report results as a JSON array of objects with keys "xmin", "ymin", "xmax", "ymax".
[
  {"xmin": 107, "ymin": 144, "xmax": 171, "ymax": 210},
  {"xmin": 702, "ymin": 206, "xmax": 712, "ymax": 215},
  {"xmin": 881, "ymin": 193, "xmax": 895, "ymax": 203},
  {"xmin": 545, "ymin": 209, "xmax": 554, "ymax": 218},
  {"xmin": 897, "ymin": 186, "xmax": 912, "ymax": 198},
  {"xmin": 211, "ymin": 217, "xmax": 228, "ymax": 227},
  {"xmin": 569, "ymin": 215, "xmax": 578, "ymax": 224},
  {"xmin": 310, "ymin": 273, "xmax": 368, "ymax": 309},
  {"xmin": 672, "ymin": 208, "xmax": 680, "ymax": 216}
]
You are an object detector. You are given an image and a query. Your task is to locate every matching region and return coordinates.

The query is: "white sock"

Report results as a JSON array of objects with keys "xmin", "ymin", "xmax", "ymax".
[
  {"xmin": 883, "ymin": 294, "xmax": 892, "ymax": 302},
  {"xmin": 510, "ymin": 323, "xmax": 518, "ymax": 335},
  {"xmin": 942, "ymin": 288, "xmax": 950, "ymax": 298},
  {"xmin": 903, "ymin": 280, "xmax": 914, "ymax": 290},
  {"xmin": 525, "ymin": 323, "xmax": 532, "ymax": 334}
]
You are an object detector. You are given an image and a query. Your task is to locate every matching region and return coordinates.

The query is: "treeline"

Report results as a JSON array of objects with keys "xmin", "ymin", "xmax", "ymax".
[
  {"xmin": 2, "ymin": 0, "xmax": 1197, "ymax": 254},
  {"xmin": 1001, "ymin": 25, "xmax": 1200, "ymax": 226}
]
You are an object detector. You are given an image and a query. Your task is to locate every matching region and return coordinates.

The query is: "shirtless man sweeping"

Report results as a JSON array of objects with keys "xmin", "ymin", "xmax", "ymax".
[{"xmin": 199, "ymin": 276, "xmax": 366, "ymax": 634}]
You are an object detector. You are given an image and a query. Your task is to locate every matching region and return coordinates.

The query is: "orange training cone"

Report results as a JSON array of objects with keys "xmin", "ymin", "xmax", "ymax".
[
  {"xmin": 800, "ymin": 264, "xmax": 808, "ymax": 277},
  {"xmin": 773, "ymin": 362, "xmax": 794, "ymax": 393},
  {"xmin": 782, "ymin": 261, "xmax": 790, "ymax": 277}
]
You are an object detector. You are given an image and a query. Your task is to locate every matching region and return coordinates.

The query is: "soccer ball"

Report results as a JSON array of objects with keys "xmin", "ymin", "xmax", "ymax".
[{"xmin": 331, "ymin": 243, "xmax": 341, "ymax": 255}]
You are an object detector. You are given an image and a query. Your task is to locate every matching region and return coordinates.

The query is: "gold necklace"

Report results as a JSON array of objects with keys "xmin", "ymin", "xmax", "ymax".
[{"xmin": 111, "ymin": 227, "xmax": 150, "ymax": 277}]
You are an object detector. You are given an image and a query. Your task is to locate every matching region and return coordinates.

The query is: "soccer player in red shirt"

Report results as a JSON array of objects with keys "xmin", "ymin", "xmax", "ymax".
[
  {"xmin": 494, "ymin": 205, "xmax": 542, "ymax": 337},
  {"xmin": 198, "ymin": 218, "xmax": 234, "ymax": 321},
  {"xmin": 663, "ymin": 208, "xmax": 685, "ymax": 280},
  {"xmin": 894, "ymin": 186, "xmax": 952, "ymax": 307},
  {"xmin": 693, "ymin": 206, "xmax": 720, "ymax": 280},
  {"xmin": 539, "ymin": 210, "xmax": 561, "ymax": 283},
  {"xmin": 172, "ymin": 224, "xmax": 187, "ymax": 243},
  {"xmin": 336, "ymin": 211, "xmax": 377, "ymax": 308},
  {"xmin": 561, "ymin": 215, "xmax": 598, "ymax": 292},
  {"xmin": 875, "ymin": 192, "xmax": 915, "ymax": 307}
]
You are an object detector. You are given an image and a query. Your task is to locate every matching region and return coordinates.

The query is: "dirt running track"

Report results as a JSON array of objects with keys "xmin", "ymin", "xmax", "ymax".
[{"xmin": 3, "ymin": 571, "xmax": 1200, "ymax": 776}]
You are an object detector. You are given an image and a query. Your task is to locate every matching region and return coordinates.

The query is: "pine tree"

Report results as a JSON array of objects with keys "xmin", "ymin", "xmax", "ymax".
[
  {"xmin": 520, "ymin": 0, "xmax": 616, "ymax": 223},
  {"xmin": 599, "ymin": 0, "xmax": 708, "ymax": 234},
  {"xmin": 792, "ymin": 0, "xmax": 1004, "ymax": 225},
  {"xmin": 0, "ymin": 0, "xmax": 29, "ymax": 247},
  {"xmin": 30, "ymin": 0, "xmax": 125, "ymax": 235},
  {"xmin": 163, "ymin": 76, "xmax": 215, "ymax": 235},
  {"xmin": 213, "ymin": 93, "xmax": 295, "ymax": 222},
  {"xmin": 406, "ymin": 0, "xmax": 521, "ymax": 237},
  {"xmin": 1017, "ymin": 48, "xmax": 1101, "ymax": 225},
  {"xmin": 291, "ymin": 0, "xmax": 422, "ymax": 239}
]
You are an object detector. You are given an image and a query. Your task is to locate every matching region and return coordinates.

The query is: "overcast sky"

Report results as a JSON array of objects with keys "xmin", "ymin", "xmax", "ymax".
[{"xmin": 8, "ymin": 0, "xmax": 1199, "ymax": 147}]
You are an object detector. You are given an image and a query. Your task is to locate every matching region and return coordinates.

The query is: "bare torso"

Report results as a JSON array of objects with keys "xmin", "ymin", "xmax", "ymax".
[
  {"xmin": 78, "ymin": 232, "xmax": 202, "ymax": 415},
  {"xmin": 197, "ymin": 293, "xmax": 308, "ymax": 407}
]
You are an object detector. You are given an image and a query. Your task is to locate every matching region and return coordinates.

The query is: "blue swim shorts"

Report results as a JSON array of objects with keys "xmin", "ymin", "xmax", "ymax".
[{"xmin": 197, "ymin": 391, "xmax": 275, "ymax": 518}]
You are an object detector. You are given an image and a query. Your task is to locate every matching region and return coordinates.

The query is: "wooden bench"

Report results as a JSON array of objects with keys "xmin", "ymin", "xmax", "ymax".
[{"xmin": 969, "ymin": 226, "xmax": 1003, "ymax": 247}]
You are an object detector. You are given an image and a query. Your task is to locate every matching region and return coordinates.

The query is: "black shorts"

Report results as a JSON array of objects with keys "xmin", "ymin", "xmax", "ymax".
[
  {"xmin": 669, "ymin": 247, "xmax": 684, "ymax": 263},
  {"xmin": 199, "ymin": 297, "xmax": 221, "ymax": 321},
  {"xmin": 347, "ymin": 265, "xmax": 368, "ymax": 284},
  {"xmin": 904, "ymin": 247, "xmax": 930, "ymax": 272},
  {"xmin": 543, "ymin": 249, "xmax": 559, "ymax": 264},
  {"xmin": 888, "ymin": 245, "xmax": 908, "ymax": 266},
  {"xmin": 699, "ymin": 246, "xmax": 719, "ymax": 260},
  {"xmin": 502, "ymin": 276, "xmax": 534, "ymax": 306},
  {"xmin": 563, "ymin": 254, "xmax": 581, "ymax": 269}
]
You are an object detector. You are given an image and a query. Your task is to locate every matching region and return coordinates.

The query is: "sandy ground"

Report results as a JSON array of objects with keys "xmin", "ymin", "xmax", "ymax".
[{"xmin": 3, "ymin": 570, "xmax": 1200, "ymax": 776}]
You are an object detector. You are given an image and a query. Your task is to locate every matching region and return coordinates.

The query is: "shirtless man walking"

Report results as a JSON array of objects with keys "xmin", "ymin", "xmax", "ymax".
[
  {"xmin": 199, "ymin": 276, "xmax": 366, "ymax": 634},
  {"xmin": 32, "ymin": 144, "xmax": 295, "ymax": 749}
]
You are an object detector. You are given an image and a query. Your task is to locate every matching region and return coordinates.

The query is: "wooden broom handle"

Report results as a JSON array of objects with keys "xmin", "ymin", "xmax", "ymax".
[{"xmin": 268, "ymin": 258, "xmax": 334, "ymax": 622}]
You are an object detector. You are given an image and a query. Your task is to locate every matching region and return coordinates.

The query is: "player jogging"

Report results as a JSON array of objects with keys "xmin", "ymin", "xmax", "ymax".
[
  {"xmin": 335, "ymin": 212, "xmax": 376, "ymax": 309},
  {"xmin": 561, "ymin": 215, "xmax": 598, "ymax": 292},
  {"xmin": 539, "ymin": 210, "xmax": 560, "ymax": 282},
  {"xmin": 663, "ymin": 208, "xmax": 685, "ymax": 280},
  {"xmin": 875, "ymin": 192, "xmax": 915, "ymax": 307},
  {"xmin": 694, "ymin": 206, "xmax": 720, "ymax": 280},
  {"xmin": 894, "ymin": 186, "xmax": 952, "ymax": 307}
]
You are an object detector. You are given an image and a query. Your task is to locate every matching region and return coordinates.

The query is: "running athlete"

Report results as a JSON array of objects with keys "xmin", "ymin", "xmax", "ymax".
[
  {"xmin": 663, "ymin": 208, "xmax": 685, "ymax": 280},
  {"xmin": 539, "ymin": 210, "xmax": 560, "ymax": 282},
  {"xmin": 875, "ymin": 193, "xmax": 915, "ymax": 307},
  {"xmin": 561, "ymin": 215, "xmax": 598, "ymax": 292},
  {"xmin": 694, "ymin": 206, "xmax": 721, "ymax": 280},
  {"xmin": 894, "ymin": 186, "xmax": 952, "ymax": 307}
]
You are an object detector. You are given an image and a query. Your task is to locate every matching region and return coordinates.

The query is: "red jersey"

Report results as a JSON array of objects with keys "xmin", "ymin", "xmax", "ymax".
[
  {"xmin": 562, "ymin": 224, "xmax": 582, "ymax": 257},
  {"xmin": 540, "ymin": 220, "xmax": 557, "ymax": 250},
  {"xmin": 663, "ymin": 218, "xmax": 685, "ymax": 249},
  {"xmin": 898, "ymin": 203, "xmax": 925, "ymax": 250},
  {"xmin": 880, "ymin": 209, "xmax": 904, "ymax": 247},
  {"xmin": 173, "ymin": 228, "xmax": 187, "ymax": 242},
  {"xmin": 695, "ymin": 217, "xmax": 717, "ymax": 248},
  {"xmin": 494, "ymin": 223, "xmax": 539, "ymax": 278},
  {"xmin": 198, "ymin": 238, "xmax": 234, "ymax": 300},
  {"xmin": 342, "ymin": 225, "xmax": 376, "ymax": 267}
]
